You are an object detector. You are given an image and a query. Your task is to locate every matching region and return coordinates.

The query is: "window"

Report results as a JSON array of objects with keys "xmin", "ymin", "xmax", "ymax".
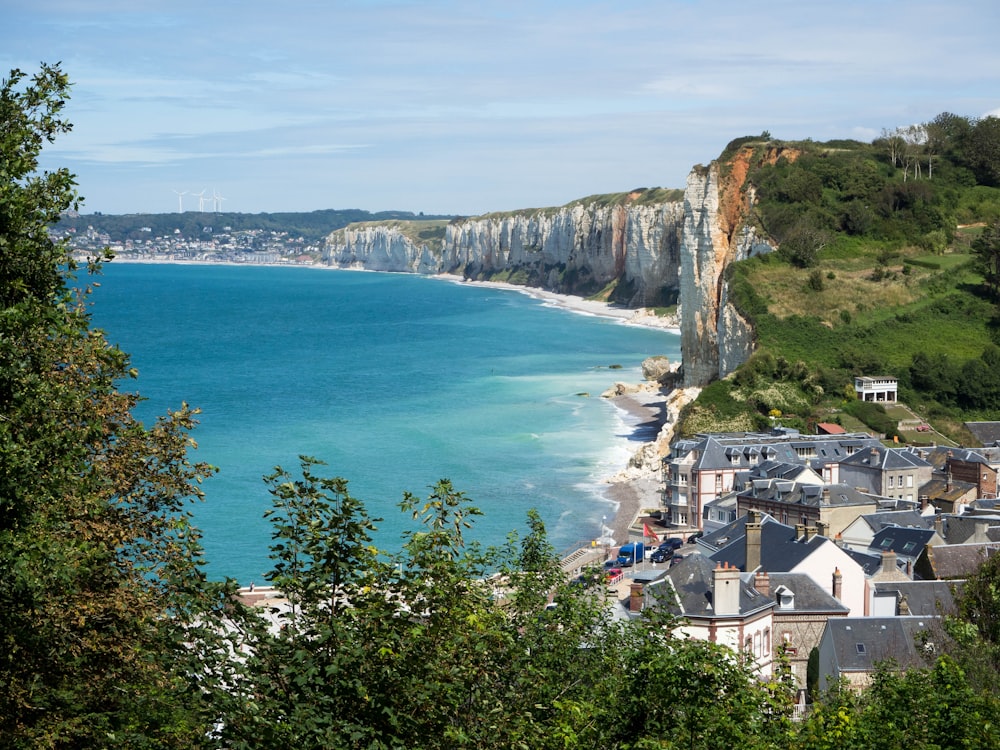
[
  {"xmin": 856, "ymin": 643, "xmax": 867, "ymax": 655},
  {"xmin": 906, "ymin": 475, "xmax": 913, "ymax": 488},
  {"xmin": 764, "ymin": 628, "xmax": 771, "ymax": 656},
  {"xmin": 898, "ymin": 474, "xmax": 903, "ymax": 487},
  {"xmin": 888, "ymin": 476, "xmax": 894, "ymax": 488},
  {"xmin": 678, "ymin": 473, "xmax": 688, "ymax": 486}
]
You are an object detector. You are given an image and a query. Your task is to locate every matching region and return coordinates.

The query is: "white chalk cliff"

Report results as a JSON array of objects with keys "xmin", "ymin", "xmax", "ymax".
[{"xmin": 323, "ymin": 155, "xmax": 776, "ymax": 386}]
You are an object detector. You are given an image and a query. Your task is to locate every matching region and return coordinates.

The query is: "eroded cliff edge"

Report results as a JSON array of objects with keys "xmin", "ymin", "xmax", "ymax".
[
  {"xmin": 324, "ymin": 192, "xmax": 685, "ymax": 308},
  {"xmin": 323, "ymin": 154, "xmax": 778, "ymax": 388}
]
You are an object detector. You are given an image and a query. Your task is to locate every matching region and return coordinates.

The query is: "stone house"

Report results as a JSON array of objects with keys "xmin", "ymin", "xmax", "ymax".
[
  {"xmin": 816, "ymin": 617, "xmax": 937, "ymax": 692},
  {"xmin": 736, "ymin": 481, "xmax": 878, "ymax": 541},
  {"xmin": 662, "ymin": 430, "xmax": 880, "ymax": 531},
  {"xmin": 838, "ymin": 446, "xmax": 934, "ymax": 503},
  {"xmin": 643, "ymin": 554, "xmax": 777, "ymax": 679}
]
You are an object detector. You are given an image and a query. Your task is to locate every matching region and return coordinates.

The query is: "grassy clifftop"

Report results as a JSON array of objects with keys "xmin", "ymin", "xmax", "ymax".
[{"xmin": 677, "ymin": 117, "xmax": 1000, "ymax": 445}]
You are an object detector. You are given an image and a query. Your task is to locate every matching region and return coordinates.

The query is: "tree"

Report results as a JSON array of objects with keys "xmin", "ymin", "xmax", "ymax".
[
  {"xmin": 0, "ymin": 64, "xmax": 239, "ymax": 748},
  {"xmin": 972, "ymin": 220, "xmax": 1000, "ymax": 300}
]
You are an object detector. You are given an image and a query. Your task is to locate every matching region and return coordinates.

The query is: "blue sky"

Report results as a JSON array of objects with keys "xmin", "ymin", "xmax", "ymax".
[{"xmin": 4, "ymin": 0, "xmax": 999, "ymax": 216}]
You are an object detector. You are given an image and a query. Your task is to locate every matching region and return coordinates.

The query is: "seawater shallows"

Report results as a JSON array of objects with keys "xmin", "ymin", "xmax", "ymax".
[{"xmin": 89, "ymin": 263, "xmax": 681, "ymax": 582}]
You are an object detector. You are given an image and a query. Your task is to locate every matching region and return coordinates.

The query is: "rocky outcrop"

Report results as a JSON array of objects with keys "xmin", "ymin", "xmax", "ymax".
[
  {"xmin": 324, "ymin": 198, "xmax": 685, "ymax": 308},
  {"xmin": 679, "ymin": 150, "xmax": 775, "ymax": 387}
]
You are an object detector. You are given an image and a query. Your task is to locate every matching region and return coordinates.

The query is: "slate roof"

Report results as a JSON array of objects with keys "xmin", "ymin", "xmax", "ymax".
[
  {"xmin": 768, "ymin": 572, "xmax": 849, "ymax": 614},
  {"xmin": 869, "ymin": 526, "xmax": 938, "ymax": 560},
  {"xmin": 859, "ymin": 509, "xmax": 933, "ymax": 533},
  {"xmin": 841, "ymin": 547, "xmax": 883, "ymax": 576},
  {"xmin": 840, "ymin": 446, "xmax": 933, "ymax": 471},
  {"xmin": 824, "ymin": 617, "xmax": 935, "ymax": 674},
  {"xmin": 918, "ymin": 542, "xmax": 1000, "ymax": 579},
  {"xmin": 704, "ymin": 514, "xmax": 829, "ymax": 573},
  {"xmin": 919, "ymin": 477, "xmax": 977, "ymax": 507},
  {"xmin": 871, "ymin": 580, "xmax": 961, "ymax": 617},
  {"xmin": 650, "ymin": 554, "xmax": 774, "ymax": 620},
  {"xmin": 964, "ymin": 421, "xmax": 1000, "ymax": 446},
  {"xmin": 670, "ymin": 432, "xmax": 881, "ymax": 473},
  {"xmin": 741, "ymin": 481, "xmax": 875, "ymax": 509}
]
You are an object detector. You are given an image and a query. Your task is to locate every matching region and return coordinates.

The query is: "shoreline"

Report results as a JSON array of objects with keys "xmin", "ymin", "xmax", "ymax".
[{"xmin": 100, "ymin": 257, "xmax": 680, "ymax": 553}]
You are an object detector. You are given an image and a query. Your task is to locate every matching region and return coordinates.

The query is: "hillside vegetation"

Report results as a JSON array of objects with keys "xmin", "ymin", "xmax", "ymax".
[{"xmin": 678, "ymin": 114, "xmax": 1000, "ymax": 444}]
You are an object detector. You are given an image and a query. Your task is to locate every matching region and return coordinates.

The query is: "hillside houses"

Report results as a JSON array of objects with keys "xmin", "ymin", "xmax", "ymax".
[{"xmin": 619, "ymin": 427, "xmax": 1000, "ymax": 697}]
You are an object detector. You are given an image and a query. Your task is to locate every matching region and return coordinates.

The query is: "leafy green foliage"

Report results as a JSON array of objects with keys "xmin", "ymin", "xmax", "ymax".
[{"xmin": 0, "ymin": 63, "xmax": 241, "ymax": 748}]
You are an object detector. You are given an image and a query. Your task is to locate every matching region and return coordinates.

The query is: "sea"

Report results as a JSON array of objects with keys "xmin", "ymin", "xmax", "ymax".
[{"xmin": 88, "ymin": 263, "xmax": 681, "ymax": 583}]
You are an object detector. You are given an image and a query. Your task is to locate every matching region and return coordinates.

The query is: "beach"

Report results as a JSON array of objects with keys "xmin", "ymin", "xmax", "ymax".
[{"xmin": 450, "ymin": 276, "xmax": 688, "ymax": 548}]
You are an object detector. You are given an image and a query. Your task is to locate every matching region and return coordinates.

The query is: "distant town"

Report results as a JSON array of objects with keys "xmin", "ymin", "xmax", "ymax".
[{"xmin": 55, "ymin": 222, "xmax": 325, "ymax": 266}]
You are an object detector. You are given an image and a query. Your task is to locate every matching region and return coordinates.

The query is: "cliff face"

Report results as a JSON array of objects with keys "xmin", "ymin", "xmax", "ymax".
[
  {"xmin": 679, "ymin": 150, "xmax": 775, "ymax": 386},
  {"xmin": 324, "ymin": 154, "xmax": 775, "ymax": 387},
  {"xmin": 324, "ymin": 200, "xmax": 685, "ymax": 307}
]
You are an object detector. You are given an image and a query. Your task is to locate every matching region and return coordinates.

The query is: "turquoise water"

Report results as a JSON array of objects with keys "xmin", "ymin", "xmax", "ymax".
[{"xmin": 89, "ymin": 264, "xmax": 680, "ymax": 583}]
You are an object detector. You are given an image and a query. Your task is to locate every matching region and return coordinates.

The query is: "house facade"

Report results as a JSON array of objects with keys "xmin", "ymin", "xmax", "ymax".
[
  {"xmin": 853, "ymin": 376, "xmax": 898, "ymax": 403},
  {"xmin": 838, "ymin": 446, "xmax": 934, "ymax": 503},
  {"xmin": 662, "ymin": 431, "xmax": 880, "ymax": 531}
]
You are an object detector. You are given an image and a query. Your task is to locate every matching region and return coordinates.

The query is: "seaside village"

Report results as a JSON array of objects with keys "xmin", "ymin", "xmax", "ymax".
[
  {"xmin": 548, "ymin": 374, "xmax": 998, "ymax": 710},
  {"xmin": 238, "ymin": 370, "xmax": 1000, "ymax": 712}
]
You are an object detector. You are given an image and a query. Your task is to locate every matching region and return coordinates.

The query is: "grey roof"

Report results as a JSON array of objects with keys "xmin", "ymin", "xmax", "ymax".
[
  {"xmin": 740, "ymin": 481, "xmax": 874, "ymax": 509},
  {"xmin": 871, "ymin": 580, "xmax": 961, "ymax": 617},
  {"xmin": 859, "ymin": 509, "xmax": 933, "ymax": 533},
  {"xmin": 964, "ymin": 421, "xmax": 1000, "ymax": 447},
  {"xmin": 768, "ymin": 572, "xmax": 849, "ymax": 614},
  {"xmin": 824, "ymin": 617, "xmax": 936, "ymax": 673},
  {"xmin": 869, "ymin": 526, "xmax": 937, "ymax": 560},
  {"xmin": 919, "ymin": 542, "xmax": 1000, "ymax": 580},
  {"xmin": 842, "ymin": 547, "xmax": 883, "ymax": 576},
  {"xmin": 840, "ymin": 446, "xmax": 933, "ymax": 471},
  {"xmin": 649, "ymin": 554, "xmax": 774, "ymax": 620},
  {"xmin": 670, "ymin": 432, "xmax": 882, "ymax": 472},
  {"xmin": 706, "ymin": 515, "xmax": 829, "ymax": 573}
]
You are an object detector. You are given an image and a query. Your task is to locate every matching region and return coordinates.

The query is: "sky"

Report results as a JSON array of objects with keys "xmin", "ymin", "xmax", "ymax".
[{"xmin": 3, "ymin": 0, "xmax": 999, "ymax": 217}]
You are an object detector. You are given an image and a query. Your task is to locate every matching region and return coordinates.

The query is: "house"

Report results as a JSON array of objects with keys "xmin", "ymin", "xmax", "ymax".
[
  {"xmin": 816, "ymin": 617, "xmax": 938, "ymax": 692},
  {"xmin": 700, "ymin": 511, "xmax": 866, "ymax": 615},
  {"xmin": 838, "ymin": 446, "xmax": 933, "ymax": 503},
  {"xmin": 924, "ymin": 446, "xmax": 999, "ymax": 501},
  {"xmin": 840, "ymin": 509, "xmax": 932, "ymax": 553},
  {"xmin": 643, "ymin": 554, "xmax": 777, "ymax": 678},
  {"xmin": 765, "ymin": 572, "xmax": 849, "ymax": 698},
  {"xmin": 867, "ymin": 526, "xmax": 944, "ymax": 578},
  {"xmin": 736, "ymin": 481, "xmax": 878, "ymax": 540},
  {"xmin": 853, "ymin": 376, "xmax": 898, "ymax": 403},
  {"xmin": 662, "ymin": 430, "xmax": 881, "ymax": 531}
]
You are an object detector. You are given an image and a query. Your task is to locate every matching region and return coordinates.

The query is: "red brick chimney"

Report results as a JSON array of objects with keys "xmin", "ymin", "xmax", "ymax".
[
  {"xmin": 753, "ymin": 570, "xmax": 770, "ymax": 597},
  {"xmin": 832, "ymin": 567, "xmax": 843, "ymax": 601}
]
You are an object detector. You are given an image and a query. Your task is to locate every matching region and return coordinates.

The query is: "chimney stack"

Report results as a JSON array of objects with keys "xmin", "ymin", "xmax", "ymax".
[
  {"xmin": 805, "ymin": 525, "xmax": 818, "ymax": 542},
  {"xmin": 746, "ymin": 516, "xmax": 763, "ymax": 572},
  {"xmin": 753, "ymin": 570, "xmax": 770, "ymax": 597},
  {"xmin": 816, "ymin": 520, "xmax": 830, "ymax": 538},
  {"xmin": 795, "ymin": 523, "xmax": 806, "ymax": 541},
  {"xmin": 880, "ymin": 550, "xmax": 898, "ymax": 576},
  {"xmin": 832, "ymin": 567, "xmax": 843, "ymax": 601},
  {"xmin": 629, "ymin": 582, "xmax": 644, "ymax": 613},
  {"xmin": 713, "ymin": 562, "xmax": 742, "ymax": 616}
]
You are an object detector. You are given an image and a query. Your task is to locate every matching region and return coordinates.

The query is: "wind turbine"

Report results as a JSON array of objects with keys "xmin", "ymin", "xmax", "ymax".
[
  {"xmin": 193, "ymin": 189, "xmax": 207, "ymax": 212},
  {"xmin": 171, "ymin": 189, "xmax": 187, "ymax": 212},
  {"xmin": 212, "ymin": 188, "xmax": 226, "ymax": 213}
]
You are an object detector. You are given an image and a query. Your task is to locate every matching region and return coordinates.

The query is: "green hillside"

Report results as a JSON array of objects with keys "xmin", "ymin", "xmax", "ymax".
[{"xmin": 678, "ymin": 114, "xmax": 1000, "ymax": 445}]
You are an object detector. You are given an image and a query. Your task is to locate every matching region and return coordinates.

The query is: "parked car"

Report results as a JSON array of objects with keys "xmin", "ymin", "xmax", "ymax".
[
  {"xmin": 670, "ymin": 553, "xmax": 687, "ymax": 567},
  {"xmin": 659, "ymin": 537, "xmax": 685, "ymax": 552},
  {"xmin": 605, "ymin": 567, "xmax": 623, "ymax": 581},
  {"xmin": 650, "ymin": 548, "xmax": 673, "ymax": 564},
  {"xmin": 686, "ymin": 531, "xmax": 704, "ymax": 544}
]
